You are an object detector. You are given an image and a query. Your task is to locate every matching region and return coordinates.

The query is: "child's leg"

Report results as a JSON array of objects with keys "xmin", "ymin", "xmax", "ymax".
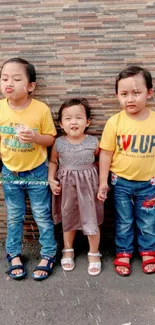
[
  {"xmin": 26, "ymin": 162, "xmax": 57, "ymax": 278},
  {"xmin": 28, "ymin": 183, "xmax": 57, "ymax": 277},
  {"xmin": 87, "ymin": 227, "xmax": 101, "ymax": 273},
  {"xmin": 61, "ymin": 230, "xmax": 76, "ymax": 269},
  {"xmin": 63, "ymin": 230, "xmax": 76, "ymax": 249},
  {"xmin": 3, "ymin": 181, "xmax": 26, "ymax": 276},
  {"xmin": 88, "ymin": 227, "xmax": 100, "ymax": 253},
  {"xmin": 135, "ymin": 179, "xmax": 155, "ymax": 273},
  {"xmin": 112, "ymin": 175, "xmax": 134, "ymax": 275}
]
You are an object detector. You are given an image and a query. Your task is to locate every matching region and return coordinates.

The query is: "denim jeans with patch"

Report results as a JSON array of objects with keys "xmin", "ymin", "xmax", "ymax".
[
  {"xmin": 2, "ymin": 161, "xmax": 57, "ymax": 257},
  {"xmin": 111, "ymin": 173, "xmax": 155, "ymax": 254}
]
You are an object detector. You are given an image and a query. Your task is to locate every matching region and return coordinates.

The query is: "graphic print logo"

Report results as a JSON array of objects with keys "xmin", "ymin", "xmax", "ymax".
[
  {"xmin": 117, "ymin": 135, "xmax": 155, "ymax": 153},
  {"xmin": 142, "ymin": 198, "xmax": 155, "ymax": 209}
]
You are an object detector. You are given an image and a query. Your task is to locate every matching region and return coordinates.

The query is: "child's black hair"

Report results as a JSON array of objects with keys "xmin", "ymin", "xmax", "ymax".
[
  {"xmin": 0, "ymin": 57, "xmax": 36, "ymax": 83},
  {"xmin": 115, "ymin": 65, "xmax": 153, "ymax": 94},
  {"xmin": 58, "ymin": 98, "xmax": 91, "ymax": 122}
]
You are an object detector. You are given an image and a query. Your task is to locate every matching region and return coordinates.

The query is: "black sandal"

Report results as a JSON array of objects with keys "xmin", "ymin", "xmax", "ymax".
[
  {"xmin": 7, "ymin": 254, "xmax": 27, "ymax": 280},
  {"xmin": 32, "ymin": 255, "xmax": 55, "ymax": 281}
]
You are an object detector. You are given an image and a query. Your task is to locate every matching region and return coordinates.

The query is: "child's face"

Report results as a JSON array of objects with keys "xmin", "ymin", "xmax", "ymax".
[
  {"xmin": 60, "ymin": 104, "xmax": 90, "ymax": 138},
  {"xmin": 0, "ymin": 62, "xmax": 36, "ymax": 101},
  {"xmin": 117, "ymin": 73, "xmax": 153, "ymax": 118}
]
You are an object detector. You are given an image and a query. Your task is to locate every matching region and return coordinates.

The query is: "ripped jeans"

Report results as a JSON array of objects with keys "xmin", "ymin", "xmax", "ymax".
[
  {"xmin": 111, "ymin": 173, "xmax": 155, "ymax": 254},
  {"xmin": 2, "ymin": 161, "xmax": 57, "ymax": 257}
]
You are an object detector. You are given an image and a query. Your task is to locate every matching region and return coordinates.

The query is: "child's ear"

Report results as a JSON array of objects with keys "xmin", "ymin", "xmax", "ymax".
[
  {"xmin": 115, "ymin": 93, "xmax": 119, "ymax": 100},
  {"xmin": 86, "ymin": 119, "xmax": 91, "ymax": 127},
  {"xmin": 147, "ymin": 88, "xmax": 154, "ymax": 99},
  {"xmin": 59, "ymin": 122, "xmax": 63, "ymax": 129},
  {"xmin": 28, "ymin": 82, "xmax": 36, "ymax": 93}
]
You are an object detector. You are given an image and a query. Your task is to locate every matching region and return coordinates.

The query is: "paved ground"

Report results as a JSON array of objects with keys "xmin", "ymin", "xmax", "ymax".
[{"xmin": 0, "ymin": 237, "xmax": 155, "ymax": 325}]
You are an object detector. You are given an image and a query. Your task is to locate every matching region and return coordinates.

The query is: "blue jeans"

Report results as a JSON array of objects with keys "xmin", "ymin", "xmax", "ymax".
[
  {"xmin": 111, "ymin": 173, "xmax": 155, "ymax": 254},
  {"xmin": 2, "ymin": 161, "xmax": 57, "ymax": 257}
]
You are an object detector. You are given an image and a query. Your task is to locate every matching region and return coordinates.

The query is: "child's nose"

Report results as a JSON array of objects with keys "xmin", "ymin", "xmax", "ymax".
[
  {"xmin": 71, "ymin": 119, "xmax": 77, "ymax": 124},
  {"xmin": 7, "ymin": 80, "xmax": 13, "ymax": 87},
  {"xmin": 127, "ymin": 94, "xmax": 134, "ymax": 102}
]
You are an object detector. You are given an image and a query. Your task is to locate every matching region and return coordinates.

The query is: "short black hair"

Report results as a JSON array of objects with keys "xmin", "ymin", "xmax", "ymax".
[
  {"xmin": 0, "ymin": 57, "xmax": 36, "ymax": 83},
  {"xmin": 58, "ymin": 98, "xmax": 91, "ymax": 122},
  {"xmin": 115, "ymin": 65, "xmax": 153, "ymax": 94}
]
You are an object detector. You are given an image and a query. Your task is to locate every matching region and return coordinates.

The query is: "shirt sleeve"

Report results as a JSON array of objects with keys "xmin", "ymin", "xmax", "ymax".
[
  {"xmin": 41, "ymin": 106, "xmax": 57, "ymax": 136},
  {"xmin": 99, "ymin": 117, "xmax": 116, "ymax": 151}
]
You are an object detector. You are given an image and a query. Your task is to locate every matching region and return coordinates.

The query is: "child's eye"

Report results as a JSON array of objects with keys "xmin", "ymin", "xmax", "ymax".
[
  {"xmin": 134, "ymin": 91, "xmax": 140, "ymax": 95},
  {"xmin": 65, "ymin": 117, "xmax": 71, "ymax": 120},
  {"xmin": 77, "ymin": 116, "xmax": 82, "ymax": 119},
  {"xmin": 1, "ymin": 79, "xmax": 7, "ymax": 81},
  {"xmin": 14, "ymin": 79, "xmax": 21, "ymax": 81},
  {"xmin": 121, "ymin": 93, "xmax": 127, "ymax": 96}
]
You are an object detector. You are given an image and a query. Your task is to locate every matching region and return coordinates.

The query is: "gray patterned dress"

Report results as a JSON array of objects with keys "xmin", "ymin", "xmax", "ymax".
[{"xmin": 52, "ymin": 135, "xmax": 104, "ymax": 235}]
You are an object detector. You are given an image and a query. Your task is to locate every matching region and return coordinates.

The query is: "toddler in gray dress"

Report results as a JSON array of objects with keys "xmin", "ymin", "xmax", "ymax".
[{"xmin": 48, "ymin": 98, "xmax": 104, "ymax": 275}]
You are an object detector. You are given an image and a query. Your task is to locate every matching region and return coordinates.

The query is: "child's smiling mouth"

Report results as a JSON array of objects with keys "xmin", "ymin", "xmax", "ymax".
[{"xmin": 71, "ymin": 127, "xmax": 78, "ymax": 130}]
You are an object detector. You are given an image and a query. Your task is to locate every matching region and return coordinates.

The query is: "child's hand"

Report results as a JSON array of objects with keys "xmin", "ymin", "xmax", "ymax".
[
  {"xmin": 97, "ymin": 185, "xmax": 109, "ymax": 202},
  {"xmin": 18, "ymin": 129, "xmax": 36, "ymax": 144},
  {"xmin": 49, "ymin": 179, "xmax": 61, "ymax": 195}
]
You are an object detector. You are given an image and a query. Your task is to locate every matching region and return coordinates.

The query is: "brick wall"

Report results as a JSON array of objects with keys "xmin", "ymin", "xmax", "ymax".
[{"xmin": 0, "ymin": 0, "xmax": 155, "ymax": 239}]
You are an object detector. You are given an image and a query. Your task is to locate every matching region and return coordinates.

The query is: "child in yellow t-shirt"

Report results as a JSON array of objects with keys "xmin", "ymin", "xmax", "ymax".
[
  {"xmin": 98, "ymin": 65, "xmax": 155, "ymax": 276},
  {"xmin": 0, "ymin": 57, "xmax": 57, "ymax": 280}
]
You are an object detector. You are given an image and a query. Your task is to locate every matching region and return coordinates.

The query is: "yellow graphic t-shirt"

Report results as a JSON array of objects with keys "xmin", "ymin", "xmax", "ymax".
[
  {"xmin": 0, "ymin": 98, "xmax": 57, "ymax": 171},
  {"xmin": 100, "ymin": 110, "xmax": 155, "ymax": 181}
]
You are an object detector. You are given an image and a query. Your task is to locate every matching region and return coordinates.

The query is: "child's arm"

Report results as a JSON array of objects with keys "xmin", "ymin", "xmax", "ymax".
[
  {"xmin": 97, "ymin": 149, "xmax": 114, "ymax": 202},
  {"xmin": 18, "ymin": 105, "xmax": 57, "ymax": 146},
  {"xmin": 48, "ymin": 144, "xmax": 61, "ymax": 195},
  {"xmin": 94, "ymin": 140, "xmax": 100, "ymax": 168}
]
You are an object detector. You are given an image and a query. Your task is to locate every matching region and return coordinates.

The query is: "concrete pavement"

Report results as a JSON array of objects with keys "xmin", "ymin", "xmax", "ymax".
[{"xmin": 0, "ymin": 237, "xmax": 155, "ymax": 325}]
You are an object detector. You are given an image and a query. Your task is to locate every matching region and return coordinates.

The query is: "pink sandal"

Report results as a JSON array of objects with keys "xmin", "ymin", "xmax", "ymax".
[{"xmin": 113, "ymin": 252, "xmax": 132, "ymax": 276}]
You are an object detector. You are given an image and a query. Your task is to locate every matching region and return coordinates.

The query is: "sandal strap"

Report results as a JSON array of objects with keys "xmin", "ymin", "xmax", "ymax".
[
  {"xmin": 88, "ymin": 252, "xmax": 102, "ymax": 257},
  {"xmin": 8, "ymin": 264, "xmax": 24, "ymax": 275},
  {"xmin": 88, "ymin": 261, "xmax": 101, "ymax": 269},
  {"xmin": 33, "ymin": 265, "xmax": 53, "ymax": 273},
  {"xmin": 116, "ymin": 252, "xmax": 132, "ymax": 259},
  {"xmin": 7, "ymin": 254, "xmax": 21, "ymax": 263},
  {"xmin": 61, "ymin": 257, "xmax": 74, "ymax": 265},
  {"xmin": 113, "ymin": 259, "xmax": 131, "ymax": 269},
  {"xmin": 41, "ymin": 255, "xmax": 56, "ymax": 263},
  {"xmin": 142, "ymin": 257, "xmax": 155, "ymax": 267},
  {"xmin": 34, "ymin": 266, "xmax": 50, "ymax": 272},
  {"xmin": 140, "ymin": 251, "xmax": 155, "ymax": 257},
  {"xmin": 62, "ymin": 249, "xmax": 74, "ymax": 253}
]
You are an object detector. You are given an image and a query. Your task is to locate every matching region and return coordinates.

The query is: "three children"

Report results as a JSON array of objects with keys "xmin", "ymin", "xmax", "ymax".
[{"xmin": 1, "ymin": 58, "xmax": 155, "ymax": 280}]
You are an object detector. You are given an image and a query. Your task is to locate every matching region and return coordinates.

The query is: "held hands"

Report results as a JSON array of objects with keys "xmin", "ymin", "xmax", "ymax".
[
  {"xmin": 49, "ymin": 179, "xmax": 61, "ymax": 195},
  {"xmin": 97, "ymin": 184, "xmax": 109, "ymax": 202}
]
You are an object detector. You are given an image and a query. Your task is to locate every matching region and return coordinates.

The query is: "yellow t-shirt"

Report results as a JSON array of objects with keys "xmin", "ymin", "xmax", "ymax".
[
  {"xmin": 0, "ymin": 98, "xmax": 57, "ymax": 171},
  {"xmin": 100, "ymin": 110, "xmax": 155, "ymax": 181}
]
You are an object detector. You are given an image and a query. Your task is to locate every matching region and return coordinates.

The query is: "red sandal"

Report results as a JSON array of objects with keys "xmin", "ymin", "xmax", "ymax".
[
  {"xmin": 113, "ymin": 252, "xmax": 132, "ymax": 276},
  {"xmin": 140, "ymin": 251, "xmax": 155, "ymax": 274}
]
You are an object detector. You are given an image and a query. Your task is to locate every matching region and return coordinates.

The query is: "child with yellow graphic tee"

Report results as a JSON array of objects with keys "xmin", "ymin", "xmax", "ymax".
[
  {"xmin": 0, "ymin": 58, "xmax": 57, "ymax": 280},
  {"xmin": 98, "ymin": 66, "xmax": 155, "ymax": 276}
]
